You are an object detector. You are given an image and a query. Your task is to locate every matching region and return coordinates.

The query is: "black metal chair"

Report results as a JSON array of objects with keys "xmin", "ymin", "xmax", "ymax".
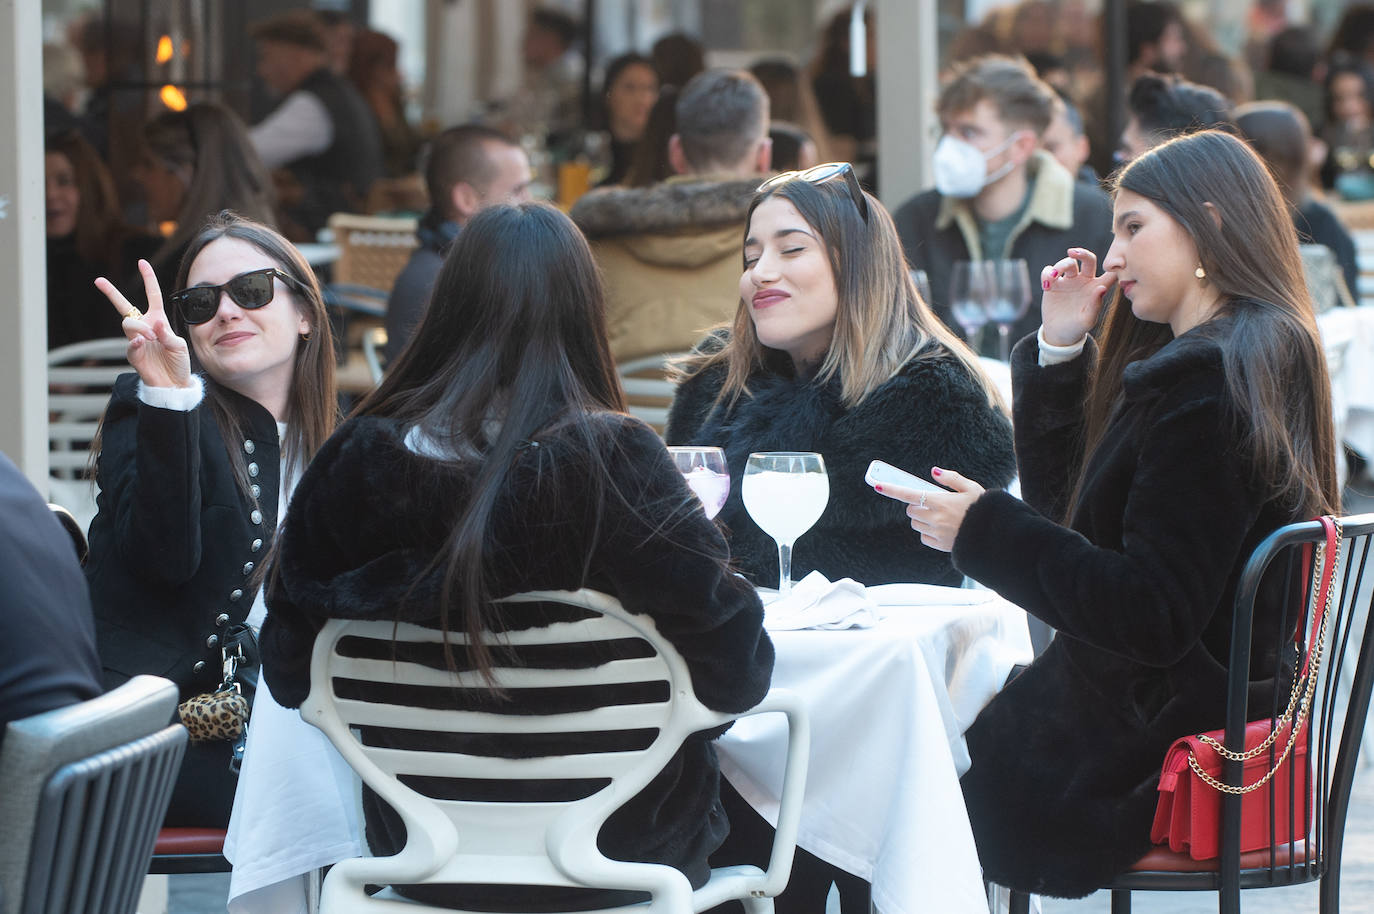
[
  {"xmin": 1008, "ymin": 513, "xmax": 1374, "ymax": 914},
  {"xmin": 0, "ymin": 675, "xmax": 186, "ymax": 914}
]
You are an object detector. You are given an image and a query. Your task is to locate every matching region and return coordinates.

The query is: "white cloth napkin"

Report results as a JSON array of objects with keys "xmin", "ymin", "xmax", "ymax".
[{"xmin": 762, "ymin": 571, "xmax": 879, "ymax": 630}]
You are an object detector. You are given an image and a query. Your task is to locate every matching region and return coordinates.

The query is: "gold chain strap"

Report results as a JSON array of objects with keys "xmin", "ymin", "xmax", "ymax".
[{"xmin": 1186, "ymin": 518, "xmax": 1342, "ymax": 795}]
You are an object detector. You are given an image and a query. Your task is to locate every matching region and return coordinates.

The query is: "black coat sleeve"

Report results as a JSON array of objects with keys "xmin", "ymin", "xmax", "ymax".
[
  {"xmin": 95, "ymin": 374, "xmax": 205, "ymax": 586},
  {"xmin": 1008, "ymin": 333, "xmax": 1095, "ymax": 521},
  {"xmin": 587, "ymin": 416, "xmax": 774, "ymax": 714},
  {"xmin": 952, "ymin": 378, "xmax": 1264, "ymax": 667}
]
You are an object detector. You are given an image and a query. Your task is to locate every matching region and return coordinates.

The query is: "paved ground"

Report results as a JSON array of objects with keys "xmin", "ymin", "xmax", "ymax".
[{"xmin": 160, "ymin": 486, "xmax": 1374, "ymax": 914}]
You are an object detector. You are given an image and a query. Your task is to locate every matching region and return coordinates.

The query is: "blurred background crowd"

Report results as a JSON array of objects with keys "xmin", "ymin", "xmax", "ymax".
[{"xmin": 34, "ymin": 0, "xmax": 1374, "ymax": 357}]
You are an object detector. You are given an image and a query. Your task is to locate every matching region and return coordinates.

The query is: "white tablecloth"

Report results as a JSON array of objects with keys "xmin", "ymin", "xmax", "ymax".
[
  {"xmin": 223, "ymin": 587, "xmax": 1030, "ymax": 914},
  {"xmin": 1317, "ymin": 306, "xmax": 1374, "ymax": 467},
  {"xmin": 718, "ymin": 586, "xmax": 1032, "ymax": 914}
]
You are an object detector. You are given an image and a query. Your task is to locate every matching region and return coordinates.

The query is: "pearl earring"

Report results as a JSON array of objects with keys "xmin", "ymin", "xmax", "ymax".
[{"xmin": 1194, "ymin": 265, "xmax": 1206, "ymax": 280}]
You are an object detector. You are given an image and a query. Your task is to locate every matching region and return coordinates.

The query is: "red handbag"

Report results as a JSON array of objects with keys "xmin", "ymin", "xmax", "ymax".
[{"xmin": 1149, "ymin": 516, "xmax": 1340, "ymax": 861}]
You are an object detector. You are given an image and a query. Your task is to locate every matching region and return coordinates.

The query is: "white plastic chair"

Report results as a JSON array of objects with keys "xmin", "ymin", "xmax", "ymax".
[
  {"xmin": 617, "ymin": 354, "xmax": 688, "ymax": 435},
  {"xmin": 301, "ymin": 588, "xmax": 809, "ymax": 914},
  {"xmin": 47, "ymin": 338, "xmax": 131, "ymax": 532}
]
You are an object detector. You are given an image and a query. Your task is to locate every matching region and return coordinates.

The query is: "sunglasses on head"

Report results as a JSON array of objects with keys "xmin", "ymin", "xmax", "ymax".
[
  {"xmin": 168, "ymin": 268, "xmax": 307, "ymax": 325},
  {"xmin": 757, "ymin": 161, "xmax": 870, "ymax": 222}
]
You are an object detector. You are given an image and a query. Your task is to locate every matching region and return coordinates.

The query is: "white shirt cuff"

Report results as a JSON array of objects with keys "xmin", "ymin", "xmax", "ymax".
[
  {"xmin": 1037, "ymin": 327, "xmax": 1087, "ymax": 366},
  {"xmin": 138, "ymin": 375, "xmax": 205, "ymax": 411}
]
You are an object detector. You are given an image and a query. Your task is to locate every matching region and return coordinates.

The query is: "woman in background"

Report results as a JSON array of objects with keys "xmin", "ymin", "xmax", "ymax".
[
  {"xmin": 348, "ymin": 28, "xmax": 422, "ymax": 178},
  {"xmin": 597, "ymin": 52, "xmax": 660, "ymax": 187},
  {"xmin": 135, "ymin": 103, "xmax": 277, "ymax": 290},
  {"xmin": 45, "ymin": 129, "xmax": 158, "ymax": 350}
]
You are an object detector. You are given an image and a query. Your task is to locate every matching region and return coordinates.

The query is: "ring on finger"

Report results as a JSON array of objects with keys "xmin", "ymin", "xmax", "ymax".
[
  {"xmin": 918, "ymin": 492, "xmax": 928, "ymax": 509},
  {"xmin": 124, "ymin": 306, "xmax": 143, "ymax": 321}
]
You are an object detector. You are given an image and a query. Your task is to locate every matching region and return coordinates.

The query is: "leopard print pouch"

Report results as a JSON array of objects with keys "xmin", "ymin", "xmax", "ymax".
[{"xmin": 178, "ymin": 686, "xmax": 250, "ymax": 742}]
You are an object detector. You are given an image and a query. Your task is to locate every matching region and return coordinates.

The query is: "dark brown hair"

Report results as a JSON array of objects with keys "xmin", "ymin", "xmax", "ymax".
[
  {"xmin": 44, "ymin": 130, "xmax": 129, "ymax": 269},
  {"xmin": 172, "ymin": 212, "xmax": 339, "ymax": 491},
  {"xmin": 1074, "ymin": 131, "xmax": 1337, "ymax": 520},
  {"xmin": 937, "ymin": 55, "xmax": 1055, "ymax": 136},
  {"xmin": 1235, "ymin": 101, "xmax": 1309, "ymax": 207},
  {"xmin": 356, "ymin": 202, "xmax": 636, "ymax": 680}
]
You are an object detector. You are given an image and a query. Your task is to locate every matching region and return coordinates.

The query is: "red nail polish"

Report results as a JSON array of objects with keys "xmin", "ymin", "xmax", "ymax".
[
  {"xmin": 1042, "ymin": 280, "xmax": 1050, "ymax": 290},
  {"xmin": 1051, "ymin": 269, "xmax": 1059, "ymax": 277},
  {"xmin": 932, "ymin": 468, "xmax": 942, "ymax": 477},
  {"xmin": 874, "ymin": 484, "xmax": 884, "ymax": 492}
]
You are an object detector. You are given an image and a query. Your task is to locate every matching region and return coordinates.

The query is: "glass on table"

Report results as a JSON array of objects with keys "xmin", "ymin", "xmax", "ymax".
[
  {"xmin": 949, "ymin": 260, "xmax": 992, "ymax": 353},
  {"xmin": 741, "ymin": 452, "xmax": 829, "ymax": 597},
  {"xmin": 909, "ymin": 269, "xmax": 932, "ymax": 306},
  {"xmin": 667, "ymin": 446, "xmax": 729, "ymax": 519},
  {"xmin": 985, "ymin": 259, "xmax": 1033, "ymax": 361}
]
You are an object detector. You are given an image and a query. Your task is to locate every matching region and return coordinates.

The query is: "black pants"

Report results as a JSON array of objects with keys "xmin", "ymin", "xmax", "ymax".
[{"xmin": 710, "ymin": 778, "xmax": 871, "ymax": 914}]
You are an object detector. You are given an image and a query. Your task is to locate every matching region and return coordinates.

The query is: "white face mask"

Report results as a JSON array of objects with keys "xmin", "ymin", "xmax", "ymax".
[{"xmin": 932, "ymin": 132, "xmax": 1022, "ymax": 198}]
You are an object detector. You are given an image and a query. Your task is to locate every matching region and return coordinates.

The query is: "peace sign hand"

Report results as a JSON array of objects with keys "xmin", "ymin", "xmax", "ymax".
[
  {"xmin": 1040, "ymin": 247, "xmax": 1117, "ymax": 347},
  {"xmin": 95, "ymin": 260, "xmax": 193, "ymax": 390}
]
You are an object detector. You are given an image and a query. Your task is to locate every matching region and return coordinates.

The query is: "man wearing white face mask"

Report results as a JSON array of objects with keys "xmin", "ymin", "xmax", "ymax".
[{"xmin": 894, "ymin": 56, "xmax": 1113, "ymax": 355}]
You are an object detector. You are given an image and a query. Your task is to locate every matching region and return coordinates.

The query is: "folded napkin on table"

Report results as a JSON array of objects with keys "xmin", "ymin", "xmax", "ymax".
[{"xmin": 763, "ymin": 570, "xmax": 879, "ymax": 631}]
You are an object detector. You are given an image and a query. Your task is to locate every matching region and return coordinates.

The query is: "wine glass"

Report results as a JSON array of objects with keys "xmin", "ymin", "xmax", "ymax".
[
  {"xmin": 985, "ymin": 259, "xmax": 1033, "ymax": 361},
  {"xmin": 908, "ymin": 269, "xmax": 932, "ymax": 306},
  {"xmin": 741, "ymin": 452, "xmax": 829, "ymax": 597},
  {"xmin": 949, "ymin": 261, "xmax": 992, "ymax": 353},
  {"xmin": 666, "ymin": 446, "xmax": 729, "ymax": 519}
]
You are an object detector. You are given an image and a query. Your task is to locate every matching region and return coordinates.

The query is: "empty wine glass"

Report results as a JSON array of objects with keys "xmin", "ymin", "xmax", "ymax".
[
  {"xmin": 666, "ymin": 446, "xmax": 729, "ymax": 519},
  {"xmin": 741, "ymin": 452, "xmax": 829, "ymax": 596},
  {"xmin": 985, "ymin": 259, "xmax": 1033, "ymax": 361},
  {"xmin": 949, "ymin": 261, "xmax": 992, "ymax": 353}
]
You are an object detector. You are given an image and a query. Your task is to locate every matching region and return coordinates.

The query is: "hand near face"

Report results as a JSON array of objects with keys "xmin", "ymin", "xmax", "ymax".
[
  {"xmin": 1039, "ymin": 247, "xmax": 1117, "ymax": 346},
  {"xmin": 95, "ymin": 259, "xmax": 194, "ymax": 390},
  {"xmin": 874, "ymin": 467, "xmax": 984, "ymax": 553}
]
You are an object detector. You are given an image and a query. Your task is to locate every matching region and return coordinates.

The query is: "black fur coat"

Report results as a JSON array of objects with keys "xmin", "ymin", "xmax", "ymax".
[
  {"xmin": 262, "ymin": 411, "xmax": 773, "ymax": 907},
  {"xmin": 952, "ymin": 319, "xmax": 1300, "ymax": 897},
  {"xmin": 666, "ymin": 335, "xmax": 1016, "ymax": 586}
]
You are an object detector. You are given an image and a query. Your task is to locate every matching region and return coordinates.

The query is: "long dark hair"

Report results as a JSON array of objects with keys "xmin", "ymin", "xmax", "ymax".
[
  {"xmin": 1075, "ymin": 131, "xmax": 1337, "ymax": 519},
  {"xmin": 173, "ymin": 212, "xmax": 338, "ymax": 491},
  {"xmin": 674, "ymin": 174, "xmax": 1002, "ymax": 413},
  {"xmin": 45, "ymin": 130, "xmax": 131, "ymax": 269},
  {"xmin": 356, "ymin": 202, "xmax": 630, "ymax": 678}
]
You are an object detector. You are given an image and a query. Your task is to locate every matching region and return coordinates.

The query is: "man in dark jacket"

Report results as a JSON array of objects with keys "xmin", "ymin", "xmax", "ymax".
[
  {"xmin": 894, "ymin": 56, "xmax": 1113, "ymax": 355},
  {"xmin": 0, "ymin": 453, "xmax": 101, "ymax": 751},
  {"xmin": 384, "ymin": 125, "xmax": 532, "ymax": 360},
  {"xmin": 248, "ymin": 11, "xmax": 383, "ymax": 237}
]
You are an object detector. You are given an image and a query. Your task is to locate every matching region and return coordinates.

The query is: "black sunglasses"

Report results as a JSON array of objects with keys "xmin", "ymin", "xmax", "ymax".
[
  {"xmin": 168, "ymin": 268, "xmax": 307, "ymax": 325},
  {"xmin": 758, "ymin": 161, "xmax": 870, "ymax": 222}
]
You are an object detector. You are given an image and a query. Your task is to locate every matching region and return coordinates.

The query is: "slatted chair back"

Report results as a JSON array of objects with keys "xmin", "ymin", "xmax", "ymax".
[
  {"xmin": 617, "ymin": 354, "xmax": 686, "ymax": 436},
  {"xmin": 1009, "ymin": 514, "xmax": 1374, "ymax": 914},
  {"xmin": 0, "ymin": 676, "xmax": 185, "ymax": 914},
  {"xmin": 301, "ymin": 588, "xmax": 808, "ymax": 914}
]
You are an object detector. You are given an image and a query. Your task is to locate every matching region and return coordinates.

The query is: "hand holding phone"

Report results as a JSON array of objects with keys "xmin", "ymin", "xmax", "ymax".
[{"xmin": 865, "ymin": 460, "xmax": 943, "ymax": 497}]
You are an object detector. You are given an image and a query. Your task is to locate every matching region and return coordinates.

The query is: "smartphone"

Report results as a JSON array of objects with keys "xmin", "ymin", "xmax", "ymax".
[{"xmin": 865, "ymin": 459, "xmax": 942, "ymax": 494}]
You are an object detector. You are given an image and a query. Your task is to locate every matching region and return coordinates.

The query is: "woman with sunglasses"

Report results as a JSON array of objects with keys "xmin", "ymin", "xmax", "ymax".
[
  {"xmin": 668, "ymin": 162, "xmax": 1015, "ymax": 914},
  {"xmin": 668, "ymin": 162, "xmax": 1015, "ymax": 590},
  {"xmin": 85, "ymin": 211, "xmax": 337, "ymax": 829},
  {"xmin": 883, "ymin": 131, "xmax": 1338, "ymax": 895}
]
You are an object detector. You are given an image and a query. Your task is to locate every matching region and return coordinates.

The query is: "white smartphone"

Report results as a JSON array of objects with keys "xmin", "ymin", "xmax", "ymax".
[{"xmin": 865, "ymin": 459, "xmax": 942, "ymax": 494}]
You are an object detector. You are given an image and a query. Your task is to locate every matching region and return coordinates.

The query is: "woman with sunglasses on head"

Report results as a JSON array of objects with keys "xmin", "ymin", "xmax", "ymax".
[
  {"xmin": 668, "ymin": 162, "xmax": 1015, "ymax": 592},
  {"xmin": 668, "ymin": 162, "xmax": 1015, "ymax": 914},
  {"xmin": 882, "ymin": 131, "xmax": 1338, "ymax": 896},
  {"xmin": 85, "ymin": 211, "xmax": 337, "ymax": 829}
]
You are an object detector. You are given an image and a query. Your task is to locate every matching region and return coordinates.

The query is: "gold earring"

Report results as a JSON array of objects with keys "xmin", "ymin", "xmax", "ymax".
[
  {"xmin": 300, "ymin": 330, "xmax": 312, "ymax": 341},
  {"xmin": 1194, "ymin": 264, "xmax": 1207, "ymax": 280}
]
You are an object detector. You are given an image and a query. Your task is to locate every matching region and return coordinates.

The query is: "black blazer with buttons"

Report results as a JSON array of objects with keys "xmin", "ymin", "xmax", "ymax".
[{"xmin": 87, "ymin": 373, "xmax": 280, "ymax": 701}]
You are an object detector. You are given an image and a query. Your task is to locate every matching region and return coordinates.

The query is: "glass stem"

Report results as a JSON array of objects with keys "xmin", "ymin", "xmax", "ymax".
[
  {"xmin": 777, "ymin": 540, "xmax": 794, "ymax": 596},
  {"xmin": 998, "ymin": 324, "xmax": 1012, "ymax": 361}
]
